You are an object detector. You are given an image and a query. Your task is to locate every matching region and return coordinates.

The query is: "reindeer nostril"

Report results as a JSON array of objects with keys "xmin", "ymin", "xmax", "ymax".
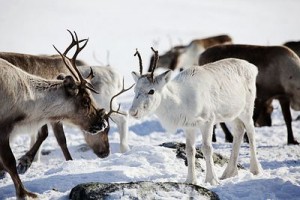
[
  {"xmin": 95, "ymin": 151, "xmax": 110, "ymax": 158},
  {"xmin": 130, "ymin": 110, "xmax": 138, "ymax": 117}
]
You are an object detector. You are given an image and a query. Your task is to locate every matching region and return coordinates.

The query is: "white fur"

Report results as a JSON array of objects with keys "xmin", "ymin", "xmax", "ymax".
[
  {"xmin": 27, "ymin": 65, "xmax": 129, "ymax": 158},
  {"xmin": 78, "ymin": 66, "xmax": 130, "ymax": 153},
  {"xmin": 129, "ymin": 58, "xmax": 262, "ymax": 185},
  {"xmin": 176, "ymin": 43, "xmax": 205, "ymax": 69},
  {"xmin": 174, "ymin": 39, "xmax": 232, "ymax": 71}
]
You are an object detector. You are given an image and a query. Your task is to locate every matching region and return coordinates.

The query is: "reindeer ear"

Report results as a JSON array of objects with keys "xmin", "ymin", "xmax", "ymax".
[
  {"xmin": 131, "ymin": 71, "xmax": 140, "ymax": 82},
  {"xmin": 57, "ymin": 73, "xmax": 66, "ymax": 80},
  {"xmin": 63, "ymin": 76, "xmax": 79, "ymax": 96},
  {"xmin": 155, "ymin": 70, "xmax": 172, "ymax": 84},
  {"xmin": 85, "ymin": 67, "xmax": 95, "ymax": 81}
]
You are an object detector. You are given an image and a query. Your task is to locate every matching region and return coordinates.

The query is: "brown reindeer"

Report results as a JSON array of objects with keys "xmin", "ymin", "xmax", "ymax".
[
  {"xmin": 199, "ymin": 44, "xmax": 300, "ymax": 145},
  {"xmin": 0, "ymin": 31, "xmax": 131, "ymax": 175},
  {"xmin": 284, "ymin": 41, "xmax": 300, "ymax": 57},
  {"xmin": 0, "ymin": 31, "xmax": 111, "ymax": 199},
  {"xmin": 148, "ymin": 34, "xmax": 232, "ymax": 72}
]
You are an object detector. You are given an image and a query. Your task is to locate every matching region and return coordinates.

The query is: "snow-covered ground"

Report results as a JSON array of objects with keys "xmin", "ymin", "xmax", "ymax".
[{"xmin": 0, "ymin": 0, "xmax": 300, "ymax": 199}]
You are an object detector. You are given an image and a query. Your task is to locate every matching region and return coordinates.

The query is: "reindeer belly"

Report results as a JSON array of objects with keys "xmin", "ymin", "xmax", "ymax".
[{"xmin": 213, "ymin": 84, "xmax": 247, "ymax": 122}]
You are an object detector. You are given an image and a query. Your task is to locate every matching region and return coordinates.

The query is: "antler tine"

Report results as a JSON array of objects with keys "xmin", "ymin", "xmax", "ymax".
[
  {"xmin": 106, "ymin": 78, "xmax": 135, "ymax": 119},
  {"xmin": 53, "ymin": 44, "xmax": 79, "ymax": 81},
  {"xmin": 134, "ymin": 48, "xmax": 143, "ymax": 75},
  {"xmin": 150, "ymin": 47, "xmax": 159, "ymax": 81},
  {"xmin": 54, "ymin": 31, "xmax": 98, "ymax": 94},
  {"xmin": 68, "ymin": 31, "xmax": 89, "ymax": 83},
  {"xmin": 63, "ymin": 29, "xmax": 87, "ymax": 55}
]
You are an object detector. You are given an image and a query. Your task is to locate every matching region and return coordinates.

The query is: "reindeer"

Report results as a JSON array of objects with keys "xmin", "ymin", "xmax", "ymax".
[
  {"xmin": 199, "ymin": 44, "xmax": 300, "ymax": 145},
  {"xmin": 0, "ymin": 32, "xmax": 112, "ymax": 199},
  {"xmin": 0, "ymin": 31, "xmax": 130, "ymax": 174},
  {"xmin": 284, "ymin": 41, "xmax": 300, "ymax": 57},
  {"xmin": 148, "ymin": 34, "xmax": 232, "ymax": 72},
  {"xmin": 130, "ymin": 48, "xmax": 261, "ymax": 185}
]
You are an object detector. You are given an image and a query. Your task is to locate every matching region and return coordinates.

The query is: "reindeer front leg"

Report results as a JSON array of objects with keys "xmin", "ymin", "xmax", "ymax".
[
  {"xmin": 17, "ymin": 125, "xmax": 49, "ymax": 174},
  {"xmin": 0, "ymin": 135, "xmax": 37, "ymax": 199},
  {"xmin": 111, "ymin": 112, "xmax": 130, "ymax": 153},
  {"xmin": 52, "ymin": 122, "xmax": 73, "ymax": 160},
  {"xmin": 184, "ymin": 128, "xmax": 197, "ymax": 184}
]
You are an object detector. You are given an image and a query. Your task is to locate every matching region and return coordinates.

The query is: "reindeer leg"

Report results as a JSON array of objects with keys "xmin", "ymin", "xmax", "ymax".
[
  {"xmin": 278, "ymin": 97, "xmax": 299, "ymax": 145},
  {"xmin": 221, "ymin": 119, "xmax": 244, "ymax": 179},
  {"xmin": 184, "ymin": 128, "xmax": 197, "ymax": 184},
  {"xmin": 0, "ymin": 137, "xmax": 37, "ymax": 199},
  {"xmin": 220, "ymin": 123, "xmax": 233, "ymax": 143},
  {"xmin": 244, "ymin": 98, "xmax": 267, "ymax": 143},
  {"xmin": 111, "ymin": 112, "xmax": 130, "ymax": 153},
  {"xmin": 241, "ymin": 116, "xmax": 262, "ymax": 175},
  {"xmin": 200, "ymin": 122, "xmax": 219, "ymax": 185},
  {"xmin": 212, "ymin": 125, "xmax": 217, "ymax": 142},
  {"xmin": 17, "ymin": 124, "xmax": 48, "ymax": 174},
  {"xmin": 51, "ymin": 122, "xmax": 73, "ymax": 160}
]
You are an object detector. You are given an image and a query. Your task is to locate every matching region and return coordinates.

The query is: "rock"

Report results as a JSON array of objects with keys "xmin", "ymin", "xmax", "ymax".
[
  {"xmin": 69, "ymin": 181, "xmax": 220, "ymax": 200},
  {"xmin": 159, "ymin": 142, "xmax": 244, "ymax": 170}
]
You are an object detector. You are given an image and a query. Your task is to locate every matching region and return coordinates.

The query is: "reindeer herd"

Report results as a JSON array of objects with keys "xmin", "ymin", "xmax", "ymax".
[{"xmin": 1, "ymin": 31, "xmax": 299, "ymax": 199}]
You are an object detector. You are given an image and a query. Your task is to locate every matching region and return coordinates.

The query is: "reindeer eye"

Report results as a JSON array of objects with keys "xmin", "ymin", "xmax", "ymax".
[{"xmin": 148, "ymin": 89, "xmax": 155, "ymax": 95}]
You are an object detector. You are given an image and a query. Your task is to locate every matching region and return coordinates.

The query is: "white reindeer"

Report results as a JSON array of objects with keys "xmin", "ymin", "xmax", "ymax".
[{"xmin": 129, "ymin": 48, "xmax": 262, "ymax": 185}]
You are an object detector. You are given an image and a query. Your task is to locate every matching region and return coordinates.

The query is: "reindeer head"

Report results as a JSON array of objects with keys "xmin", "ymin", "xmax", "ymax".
[
  {"xmin": 54, "ymin": 30, "xmax": 108, "ymax": 135},
  {"xmin": 148, "ymin": 45, "xmax": 186, "ymax": 71},
  {"xmin": 130, "ymin": 48, "xmax": 172, "ymax": 119}
]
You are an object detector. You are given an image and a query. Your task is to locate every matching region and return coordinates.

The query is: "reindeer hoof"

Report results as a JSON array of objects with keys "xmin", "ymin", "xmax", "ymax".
[
  {"xmin": 221, "ymin": 167, "xmax": 238, "ymax": 180},
  {"xmin": 120, "ymin": 145, "xmax": 130, "ymax": 153},
  {"xmin": 19, "ymin": 189, "xmax": 38, "ymax": 200},
  {"xmin": 17, "ymin": 156, "xmax": 33, "ymax": 174},
  {"xmin": 205, "ymin": 177, "xmax": 219, "ymax": 185},
  {"xmin": 185, "ymin": 179, "xmax": 197, "ymax": 185},
  {"xmin": 288, "ymin": 140, "xmax": 299, "ymax": 145}
]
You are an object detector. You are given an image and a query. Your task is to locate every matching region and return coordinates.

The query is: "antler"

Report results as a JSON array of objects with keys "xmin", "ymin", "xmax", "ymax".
[
  {"xmin": 134, "ymin": 48, "xmax": 143, "ymax": 75},
  {"xmin": 150, "ymin": 47, "xmax": 159, "ymax": 82},
  {"xmin": 105, "ymin": 78, "xmax": 135, "ymax": 119},
  {"xmin": 63, "ymin": 29, "xmax": 87, "ymax": 55},
  {"xmin": 53, "ymin": 30, "xmax": 98, "ymax": 93}
]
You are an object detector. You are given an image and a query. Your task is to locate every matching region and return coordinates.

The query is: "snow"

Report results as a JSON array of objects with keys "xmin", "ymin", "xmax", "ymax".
[{"xmin": 0, "ymin": 0, "xmax": 300, "ymax": 199}]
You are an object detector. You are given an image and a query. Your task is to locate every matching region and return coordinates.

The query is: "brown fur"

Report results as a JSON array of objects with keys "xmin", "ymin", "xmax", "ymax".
[
  {"xmin": 199, "ymin": 44, "xmax": 300, "ymax": 144},
  {"xmin": 0, "ymin": 52, "xmax": 111, "ymax": 162},
  {"xmin": 148, "ymin": 34, "xmax": 232, "ymax": 71},
  {"xmin": 284, "ymin": 41, "xmax": 300, "ymax": 57},
  {"xmin": 0, "ymin": 56, "xmax": 108, "ymax": 198}
]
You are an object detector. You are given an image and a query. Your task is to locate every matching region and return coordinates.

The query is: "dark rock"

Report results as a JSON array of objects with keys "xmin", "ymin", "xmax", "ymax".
[
  {"xmin": 41, "ymin": 149, "xmax": 52, "ymax": 155},
  {"xmin": 69, "ymin": 181, "xmax": 220, "ymax": 200},
  {"xmin": 159, "ymin": 142, "xmax": 244, "ymax": 170}
]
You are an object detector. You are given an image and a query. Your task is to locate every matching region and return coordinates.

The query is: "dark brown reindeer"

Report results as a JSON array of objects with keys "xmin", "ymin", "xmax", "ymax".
[
  {"xmin": 0, "ymin": 32, "xmax": 110, "ymax": 199},
  {"xmin": 148, "ymin": 34, "xmax": 232, "ymax": 72},
  {"xmin": 284, "ymin": 41, "xmax": 300, "ymax": 57},
  {"xmin": 199, "ymin": 44, "xmax": 300, "ymax": 145},
  {"xmin": 0, "ymin": 31, "xmax": 131, "ymax": 175}
]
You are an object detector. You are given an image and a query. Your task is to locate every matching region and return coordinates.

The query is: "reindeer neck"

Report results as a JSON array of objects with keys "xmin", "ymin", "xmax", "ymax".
[
  {"xmin": 26, "ymin": 77, "xmax": 74, "ymax": 121},
  {"xmin": 155, "ymin": 82, "xmax": 182, "ymax": 118}
]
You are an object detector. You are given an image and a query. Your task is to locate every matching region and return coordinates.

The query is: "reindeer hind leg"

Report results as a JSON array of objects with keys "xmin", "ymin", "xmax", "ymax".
[{"xmin": 0, "ymin": 136, "xmax": 37, "ymax": 199}]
